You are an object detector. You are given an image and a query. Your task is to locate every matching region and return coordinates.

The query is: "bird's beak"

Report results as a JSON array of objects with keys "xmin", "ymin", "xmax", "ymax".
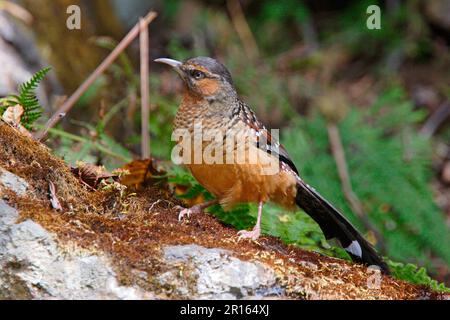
[{"xmin": 154, "ymin": 58, "xmax": 183, "ymax": 72}]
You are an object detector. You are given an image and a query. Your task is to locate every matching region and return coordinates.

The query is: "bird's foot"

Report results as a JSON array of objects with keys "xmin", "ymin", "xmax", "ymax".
[
  {"xmin": 237, "ymin": 227, "xmax": 261, "ymax": 241},
  {"xmin": 176, "ymin": 204, "xmax": 204, "ymax": 222}
]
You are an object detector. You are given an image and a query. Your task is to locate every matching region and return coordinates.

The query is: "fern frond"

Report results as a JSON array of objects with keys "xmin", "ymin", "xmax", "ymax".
[
  {"xmin": 18, "ymin": 67, "xmax": 51, "ymax": 100},
  {"xmin": 15, "ymin": 67, "xmax": 51, "ymax": 129}
]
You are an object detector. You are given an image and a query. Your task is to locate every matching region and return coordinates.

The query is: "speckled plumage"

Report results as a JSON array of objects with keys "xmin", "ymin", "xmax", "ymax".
[
  {"xmin": 174, "ymin": 88, "xmax": 298, "ymax": 209},
  {"xmin": 158, "ymin": 56, "xmax": 389, "ymax": 273}
]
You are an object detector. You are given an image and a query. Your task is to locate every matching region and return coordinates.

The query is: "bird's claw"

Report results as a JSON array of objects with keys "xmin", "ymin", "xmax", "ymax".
[
  {"xmin": 176, "ymin": 205, "xmax": 203, "ymax": 222},
  {"xmin": 237, "ymin": 228, "xmax": 261, "ymax": 241},
  {"xmin": 178, "ymin": 208, "xmax": 193, "ymax": 221}
]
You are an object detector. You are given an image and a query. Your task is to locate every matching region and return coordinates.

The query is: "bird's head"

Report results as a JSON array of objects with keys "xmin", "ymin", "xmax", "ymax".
[{"xmin": 154, "ymin": 56, "xmax": 235, "ymax": 101}]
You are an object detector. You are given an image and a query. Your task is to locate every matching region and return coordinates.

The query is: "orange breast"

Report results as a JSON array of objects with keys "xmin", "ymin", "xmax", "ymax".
[{"xmin": 187, "ymin": 144, "xmax": 297, "ymax": 210}]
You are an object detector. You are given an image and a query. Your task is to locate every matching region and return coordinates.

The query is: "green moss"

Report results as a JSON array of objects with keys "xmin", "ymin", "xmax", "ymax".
[{"xmin": 388, "ymin": 260, "xmax": 450, "ymax": 293}]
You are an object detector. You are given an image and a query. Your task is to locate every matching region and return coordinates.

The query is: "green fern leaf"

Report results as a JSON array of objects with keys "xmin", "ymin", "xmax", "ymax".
[{"xmin": 16, "ymin": 67, "xmax": 51, "ymax": 130}]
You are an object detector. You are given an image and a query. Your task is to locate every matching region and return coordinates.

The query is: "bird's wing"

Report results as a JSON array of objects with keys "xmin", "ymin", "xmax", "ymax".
[
  {"xmin": 236, "ymin": 102, "xmax": 389, "ymax": 272},
  {"xmin": 236, "ymin": 99, "xmax": 299, "ymax": 175}
]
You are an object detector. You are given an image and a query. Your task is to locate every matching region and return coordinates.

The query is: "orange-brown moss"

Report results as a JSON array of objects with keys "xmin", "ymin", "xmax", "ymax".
[{"xmin": 0, "ymin": 122, "xmax": 447, "ymax": 299}]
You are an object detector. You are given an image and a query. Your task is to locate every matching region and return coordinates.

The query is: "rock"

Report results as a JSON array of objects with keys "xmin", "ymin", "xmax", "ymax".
[
  {"xmin": 159, "ymin": 245, "xmax": 283, "ymax": 299},
  {"xmin": 0, "ymin": 167, "xmax": 286, "ymax": 300},
  {"xmin": 0, "ymin": 199, "xmax": 154, "ymax": 299},
  {"xmin": 0, "ymin": 36, "xmax": 31, "ymax": 97},
  {"xmin": 0, "ymin": 12, "xmax": 50, "ymax": 104},
  {"xmin": 0, "ymin": 168, "xmax": 29, "ymax": 196},
  {"xmin": 0, "ymin": 13, "xmax": 32, "ymax": 96},
  {"xmin": 0, "ymin": 198, "xmax": 285, "ymax": 300}
]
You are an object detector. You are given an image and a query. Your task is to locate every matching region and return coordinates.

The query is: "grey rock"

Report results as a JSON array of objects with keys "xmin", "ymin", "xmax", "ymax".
[
  {"xmin": 0, "ymin": 198, "xmax": 285, "ymax": 300},
  {"xmin": 0, "ymin": 12, "xmax": 51, "ymax": 104},
  {"xmin": 0, "ymin": 199, "xmax": 154, "ymax": 300},
  {"xmin": 0, "ymin": 36, "xmax": 32, "ymax": 97},
  {"xmin": 0, "ymin": 12, "xmax": 33, "ymax": 97},
  {"xmin": 0, "ymin": 168, "xmax": 29, "ymax": 196},
  {"xmin": 159, "ymin": 245, "xmax": 284, "ymax": 299}
]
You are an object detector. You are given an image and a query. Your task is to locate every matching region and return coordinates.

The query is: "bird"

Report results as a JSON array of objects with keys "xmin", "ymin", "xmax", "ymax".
[{"xmin": 155, "ymin": 56, "xmax": 389, "ymax": 274}]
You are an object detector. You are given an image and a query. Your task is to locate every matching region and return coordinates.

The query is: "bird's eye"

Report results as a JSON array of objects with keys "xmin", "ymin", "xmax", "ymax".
[{"xmin": 190, "ymin": 70, "xmax": 205, "ymax": 80}]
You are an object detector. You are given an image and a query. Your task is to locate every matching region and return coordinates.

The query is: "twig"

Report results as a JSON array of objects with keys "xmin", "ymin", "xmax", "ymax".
[
  {"xmin": 35, "ymin": 11, "xmax": 158, "ymax": 141},
  {"xmin": 419, "ymin": 102, "xmax": 450, "ymax": 139},
  {"xmin": 327, "ymin": 123, "xmax": 386, "ymax": 253},
  {"xmin": 226, "ymin": 0, "xmax": 259, "ymax": 60},
  {"xmin": 48, "ymin": 181, "xmax": 62, "ymax": 211},
  {"xmin": 140, "ymin": 18, "xmax": 150, "ymax": 159}
]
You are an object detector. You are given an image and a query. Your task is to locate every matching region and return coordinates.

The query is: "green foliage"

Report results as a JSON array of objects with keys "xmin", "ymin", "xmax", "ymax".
[
  {"xmin": 46, "ymin": 125, "xmax": 132, "ymax": 169},
  {"xmin": 162, "ymin": 0, "xmax": 183, "ymax": 23},
  {"xmin": 328, "ymin": 0, "xmax": 432, "ymax": 70},
  {"xmin": 283, "ymin": 86, "xmax": 450, "ymax": 270},
  {"xmin": 168, "ymin": 166, "xmax": 212, "ymax": 201},
  {"xmin": 147, "ymin": 75, "xmax": 179, "ymax": 159},
  {"xmin": 388, "ymin": 260, "xmax": 450, "ymax": 293},
  {"xmin": 258, "ymin": 0, "xmax": 310, "ymax": 23},
  {"xmin": 251, "ymin": 0, "xmax": 312, "ymax": 54},
  {"xmin": 76, "ymin": 75, "xmax": 108, "ymax": 108},
  {"xmin": 0, "ymin": 67, "xmax": 51, "ymax": 130},
  {"xmin": 45, "ymin": 97, "xmax": 133, "ymax": 169},
  {"xmin": 167, "ymin": 85, "xmax": 449, "ymax": 291}
]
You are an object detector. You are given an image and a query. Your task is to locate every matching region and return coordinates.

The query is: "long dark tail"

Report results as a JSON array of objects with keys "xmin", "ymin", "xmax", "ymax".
[{"xmin": 295, "ymin": 180, "xmax": 390, "ymax": 274}]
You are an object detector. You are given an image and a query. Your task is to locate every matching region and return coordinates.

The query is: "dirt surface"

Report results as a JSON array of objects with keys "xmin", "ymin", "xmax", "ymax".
[{"xmin": 0, "ymin": 121, "xmax": 448, "ymax": 300}]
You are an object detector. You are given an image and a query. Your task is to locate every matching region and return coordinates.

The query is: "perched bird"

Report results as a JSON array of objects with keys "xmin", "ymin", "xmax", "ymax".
[{"xmin": 155, "ymin": 56, "xmax": 389, "ymax": 274}]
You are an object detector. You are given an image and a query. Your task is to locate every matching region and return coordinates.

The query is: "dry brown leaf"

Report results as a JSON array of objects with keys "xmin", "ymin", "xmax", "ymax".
[
  {"xmin": 71, "ymin": 162, "xmax": 117, "ymax": 190},
  {"xmin": 1, "ymin": 105, "xmax": 33, "ymax": 137},
  {"xmin": 2, "ymin": 104, "xmax": 23, "ymax": 124},
  {"xmin": 119, "ymin": 159, "xmax": 166, "ymax": 189}
]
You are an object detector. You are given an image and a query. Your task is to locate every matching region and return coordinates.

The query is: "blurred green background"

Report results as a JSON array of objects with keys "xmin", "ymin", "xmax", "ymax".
[{"xmin": 0, "ymin": 0, "xmax": 449, "ymax": 289}]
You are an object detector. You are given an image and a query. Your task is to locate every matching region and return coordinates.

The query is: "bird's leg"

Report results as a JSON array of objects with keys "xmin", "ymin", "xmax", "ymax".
[
  {"xmin": 177, "ymin": 199, "xmax": 218, "ymax": 221},
  {"xmin": 238, "ymin": 201, "xmax": 264, "ymax": 241}
]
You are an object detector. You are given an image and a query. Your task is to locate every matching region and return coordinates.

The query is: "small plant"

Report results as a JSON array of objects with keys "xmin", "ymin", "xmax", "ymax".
[
  {"xmin": 0, "ymin": 67, "xmax": 51, "ymax": 130},
  {"xmin": 388, "ymin": 260, "xmax": 450, "ymax": 293}
]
